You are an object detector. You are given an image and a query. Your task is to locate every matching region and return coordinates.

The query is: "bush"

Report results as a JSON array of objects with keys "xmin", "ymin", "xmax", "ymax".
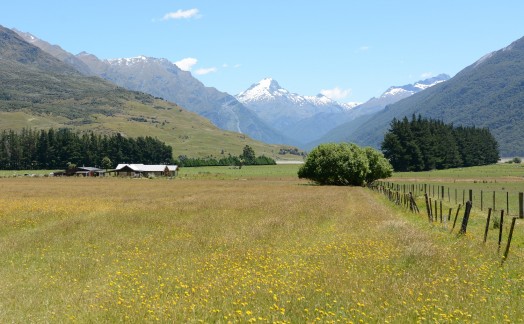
[{"xmin": 298, "ymin": 143, "xmax": 392, "ymax": 186}]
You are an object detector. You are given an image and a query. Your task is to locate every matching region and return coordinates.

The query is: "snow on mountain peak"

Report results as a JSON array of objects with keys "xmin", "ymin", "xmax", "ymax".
[
  {"xmin": 380, "ymin": 74, "xmax": 449, "ymax": 98},
  {"xmin": 108, "ymin": 55, "xmax": 150, "ymax": 66},
  {"xmin": 258, "ymin": 77, "xmax": 280, "ymax": 89},
  {"xmin": 381, "ymin": 87, "xmax": 413, "ymax": 98},
  {"xmin": 236, "ymin": 78, "xmax": 293, "ymax": 103}
]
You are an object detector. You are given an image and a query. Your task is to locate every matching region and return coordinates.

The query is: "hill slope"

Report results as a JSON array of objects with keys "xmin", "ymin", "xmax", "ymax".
[
  {"xmin": 308, "ymin": 75, "xmax": 449, "ymax": 149},
  {"xmin": 0, "ymin": 25, "xmax": 291, "ymax": 160},
  {"xmin": 15, "ymin": 30, "xmax": 289, "ymax": 145},
  {"xmin": 319, "ymin": 37, "xmax": 524, "ymax": 156}
]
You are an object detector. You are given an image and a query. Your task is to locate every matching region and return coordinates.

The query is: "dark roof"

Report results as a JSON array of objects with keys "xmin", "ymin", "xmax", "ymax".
[{"xmin": 77, "ymin": 167, "xmax": 104, "ymax": 172}]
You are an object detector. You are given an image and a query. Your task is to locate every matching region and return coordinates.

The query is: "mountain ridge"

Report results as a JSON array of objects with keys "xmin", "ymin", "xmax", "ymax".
[
  {"xmin": 1, "ymin": 25, "xmax": 291, "ymax": 160},
  {"xmin": 14, "ymin": 29, "xmax": 289, "ymax": 145},
  {"xmin": 323, "ymin": 36, "xmax": 524, "ymax": 156},
  {"xmin": 236, "ymin": 78, "xmax": 355, "ymax": 146}
]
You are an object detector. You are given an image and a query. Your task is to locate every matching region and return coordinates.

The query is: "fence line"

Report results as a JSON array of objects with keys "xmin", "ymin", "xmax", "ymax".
[{"xmin": 369, "ymin": 181, "xmax": 522, "ymax": 264}]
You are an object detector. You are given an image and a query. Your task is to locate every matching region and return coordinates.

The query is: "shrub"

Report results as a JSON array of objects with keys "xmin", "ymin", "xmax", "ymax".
[{"xmin": 298, "ymin": 143, "xmax": 392, "ymax": 186}]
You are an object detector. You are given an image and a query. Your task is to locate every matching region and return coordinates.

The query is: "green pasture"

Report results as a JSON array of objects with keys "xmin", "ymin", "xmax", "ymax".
[
  {"xmin": 1, "ymin": 163, "xmax": 524, "ymax": 321},
  {"xmin": 177, "ymin": 164, "xmax": 302, "ymax": 180},
  {"xmin": 387, "ymin": 163, "xmax": 524, "ymax": 216}
]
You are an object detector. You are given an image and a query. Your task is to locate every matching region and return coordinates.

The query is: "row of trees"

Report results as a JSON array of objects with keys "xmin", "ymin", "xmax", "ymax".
[
  {"xmin": 178, "ymin": 145, "xmax": 276, "ymax": 167},
  {"xmin": 0, "ymin": 128, "xmax": 173, "ymax": 170},
  {"xmin": 298, "ymin": 143, "xmax": 392, "ymax": 186},
  {"xmin": 381, "ymin": 115, "xmax": 499, "ymax": 172}
]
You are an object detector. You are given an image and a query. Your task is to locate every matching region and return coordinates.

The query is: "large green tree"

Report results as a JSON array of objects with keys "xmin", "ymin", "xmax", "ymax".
[
  {"xmin": 381, "ymin": 115, "xmax": 499, "ymax": 171},
  {"xmin": 298, "ymin": 143, "xmax": 392, "ymax": 186}
]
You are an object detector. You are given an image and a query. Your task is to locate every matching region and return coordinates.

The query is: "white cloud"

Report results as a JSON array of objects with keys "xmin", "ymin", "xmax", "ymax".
[
  {"xmin": 175, "ymin": 57, "xmax": 198, "ymax": 71},
  {"xmin": 421, "ymin": 72, "xmax": 433, "ymax": 79},
  {"xmin": 195, "ymin": 67, "xmax": 217, "ymax": 75},
  {"xmin": 162, "ymin": 8, "xmax": 200, "ymax": 21},
  {"xmin": 320, "ymin": 87, "xmax": 352, "ymax": 100},
  {"xmin": 358, "ymin": 45, "xmax": 370, "ymax": 52}
]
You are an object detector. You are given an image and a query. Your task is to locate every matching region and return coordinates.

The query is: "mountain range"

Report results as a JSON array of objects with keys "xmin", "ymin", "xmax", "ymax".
[
  {"xmin": 0, "ymin": 25, "xmax": 289, "ymax": 160},
  {"xmin": 8, "ymin": 26, "xmax": 524, "ymax": 157},
  {"xmin": 236, "ymin": 78, "xmax": 354, "ymax": 146},
  {"xmin": 15, "ymin": 29, "xmax": 287, "ymax": 145},
  {"xmin": 321, "ymin": 36, "xmax": 524, "ymax": 157},
  {"xmin": 236, "ymin": 75, "xmax": 449, "ymax": 146},
  {"xmin": 16, "ymin": 29, "xmax": 448, "ymax": 149}
]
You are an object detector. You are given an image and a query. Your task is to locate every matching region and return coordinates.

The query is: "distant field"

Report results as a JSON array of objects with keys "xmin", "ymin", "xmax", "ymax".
[
  {"xmin": 388, "ymin": 163, "xmax": 524, "ymax": 217},
  {"xmin": 177, "ymin": 164, "xmax": 301, "ymax": 180},
  {"xmin": 1, "ymin": 165, "xmax": 524, "ymax": 321},
  {"xmin": 0, "ymin": 164, "xmax": 303, "ymax": 179}
]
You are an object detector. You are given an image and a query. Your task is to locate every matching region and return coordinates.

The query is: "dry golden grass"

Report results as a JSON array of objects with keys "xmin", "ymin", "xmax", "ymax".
[{"xmin": 0, "ymin": 176, "xmax": 523, "ymax": 322}]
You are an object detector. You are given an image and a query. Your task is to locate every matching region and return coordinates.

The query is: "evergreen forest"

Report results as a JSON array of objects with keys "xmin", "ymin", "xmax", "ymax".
[
  {"xmin": 0, "ymin": 128, "xmax": 173, "ymax": 170},
  {"xmin": 381, "ymin": 115, "xmax": 499, "ymax": 172}
]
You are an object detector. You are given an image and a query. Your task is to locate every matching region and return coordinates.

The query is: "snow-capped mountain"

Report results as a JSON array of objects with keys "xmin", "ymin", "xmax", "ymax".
[
  {"xmin": 346, "ymin": 74, "xmax": 450, "ymax": 121},
  {"xmin": 236, "ymin": 78, "xmax": 354, "ymax": 145},
  {"xmin": 76, "ymin": 55, "xmax": 288, "ymax": 144},
  {"xmin": 306, "ymin": 74, "xmax": 451, "ymax": 149},
  {"xmin": 14, "ymin": 30, "xmax": 288, "ymax": 144},
  {"xmin": 381, "ymin": 74, "xmax": 449, "ymax": 98},
  {"xmin": 237, "ymin": 78, "xmax": 348, "ymax": 113}
]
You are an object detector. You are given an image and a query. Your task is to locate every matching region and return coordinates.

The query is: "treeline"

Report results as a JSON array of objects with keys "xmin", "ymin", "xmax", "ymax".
[
  {"xmin": 381, "ymin": 115, "xmax": 499, "ymax": 172},
  {"xmin": 0, "ymin": 128, "xmax": 173, "ymax": 170},
  {"xmin": 177, "ymin": 145, "xmax": 276, "ymax": 167}
]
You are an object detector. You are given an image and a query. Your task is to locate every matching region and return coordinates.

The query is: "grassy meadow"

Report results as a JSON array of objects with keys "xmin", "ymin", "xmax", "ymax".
[{"xmin": 1, "ymin": 165, "xmax": 524, "ymax": 322}]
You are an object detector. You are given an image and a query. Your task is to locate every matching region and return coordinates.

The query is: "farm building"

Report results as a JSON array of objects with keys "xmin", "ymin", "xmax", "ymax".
[
  {"xmin": 52, "ymin": 166, "xmax": 105, "ymax": 177},
  {"xmin": 113, "ymin": 164, "xmax": 178, "ymax": 178}
]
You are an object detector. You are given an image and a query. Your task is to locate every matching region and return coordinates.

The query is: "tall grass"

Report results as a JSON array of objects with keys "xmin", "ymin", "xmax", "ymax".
[{"xmin": 0, "ymin": 174, "xmax": 523, "ymax": 322}]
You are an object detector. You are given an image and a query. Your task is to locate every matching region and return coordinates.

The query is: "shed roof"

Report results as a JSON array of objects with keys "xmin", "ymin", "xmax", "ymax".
[
  {"xmin": 77, "ymin": 166, "xmax": 104, "ymax": 172},
  {"xmin": 115, "ymin": 164, "xmax": 177, "ymax": 172}
]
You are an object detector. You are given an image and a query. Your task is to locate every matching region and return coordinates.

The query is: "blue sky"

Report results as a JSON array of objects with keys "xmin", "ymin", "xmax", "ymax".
[{"xmin": 1, "ymin": 1, "xmax": 523, "ymax": 103}]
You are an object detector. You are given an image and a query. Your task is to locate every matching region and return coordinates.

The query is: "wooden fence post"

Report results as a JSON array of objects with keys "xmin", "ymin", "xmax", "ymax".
[
  {"xmin": 498, "ymin": 210, "xmax": 505, "ymax": 252},
  {"xmin": 459, "ymin": 201, "xmax": 472, "ymax": 235},
  {"xmin": 451, "ymin": 204, "xmax": 462, "ymax": 233},
  {"xmin": 469, "ymin": 190, "xmax": 473, "ymax": 204},
  {"xmin": 519, "ymin": 192, "xmax": 524, "ymax": 218},
  {"xmin": 483, "ymin": 208, "xmax": 492, "ymax": 244},
  {"xmin": 434, "ymin": 200, "xmax": 438, "ymax": 222},
  {"xmin": 506, "ymin": 191, "xmax": 509, "ymax": 216},
  {"xmin": 425, "ymin": 193, "xmax": 431, "ymax": 222},
  {"xmin": 502, "ymin": 217, "xmax": 518, "ymax": 265},
  {"xmin": 440, "ymin": 201, "xmax": 443, "ymax": 223}
]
